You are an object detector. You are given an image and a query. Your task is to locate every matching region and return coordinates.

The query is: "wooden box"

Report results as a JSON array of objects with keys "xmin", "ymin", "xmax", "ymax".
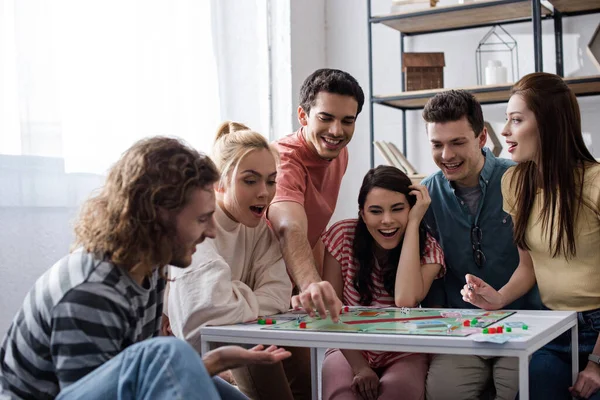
[{"xmin": 402, "ymin": 52, "xmax": 445, "ymax": 91}]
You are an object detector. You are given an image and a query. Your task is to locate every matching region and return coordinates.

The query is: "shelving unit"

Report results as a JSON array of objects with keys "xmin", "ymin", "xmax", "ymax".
[
  {"xmin": 372, "ymin": 0, "xmax": 551, "ymax": 34},
  {"xmin": 367, "ymin": 0, "xmax": 600, "ymax": 168},
  {"xmin": 549, "ymin": 0, "xmax": 600, "ymax": 15},
  {"xmin": 373, "ymin": 75, "xmax": 600, "ymax": 109}
]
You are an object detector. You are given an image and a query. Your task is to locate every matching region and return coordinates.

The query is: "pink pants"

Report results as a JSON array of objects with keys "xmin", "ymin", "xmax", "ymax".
[{"xmin": 322, "ymin": 349, "xmax": 429, "ymax": 400}]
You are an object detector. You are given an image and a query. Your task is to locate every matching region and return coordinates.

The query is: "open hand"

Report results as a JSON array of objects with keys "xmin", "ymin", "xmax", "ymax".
[
  {"xmin": 570, "ymin": 362, "xmax": 600, "ymax": 399},
  {"xmin": 291, "ymin": 281, "xmax": 343, "ymax": 322},
  {"xmin": 203, "ymin": 344, "xmax": 291, "ymax": 376},
  {"xmin": 460, "ymin": 274, "xmax": 504, "ymax": 310},
  {"xmin": 351, "ymin": 366, "xmax": 380, "ymax": 400},
  {"xmin": 407, "ymin": 184, "xmax": 431, "ymax": 224}
]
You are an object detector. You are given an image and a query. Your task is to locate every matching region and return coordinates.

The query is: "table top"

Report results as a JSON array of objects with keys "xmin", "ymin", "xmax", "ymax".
[{"xmin": 200, "ymin": 309, "xmax": 577, "ymax": 357}]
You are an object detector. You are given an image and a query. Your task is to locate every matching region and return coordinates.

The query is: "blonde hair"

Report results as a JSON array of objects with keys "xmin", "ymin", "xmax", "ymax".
[{"xmin": 212, "ymin": 121, "xmax": 279, "ymax": 190}]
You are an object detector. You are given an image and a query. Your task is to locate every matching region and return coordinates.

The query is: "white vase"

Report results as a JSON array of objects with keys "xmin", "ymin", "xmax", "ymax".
[{"xmin": 484, "ymin": 60, "xmax": 508, "ymax": 85}]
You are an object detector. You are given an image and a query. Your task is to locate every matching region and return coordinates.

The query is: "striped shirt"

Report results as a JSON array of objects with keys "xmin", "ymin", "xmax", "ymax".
[
  {"xmin": 0, "ymin": 249, "xmax": 165, "ymax": 400},
  {"xmin": 322, "ymin": 219, "xmax": 445, "ymax": 368}
]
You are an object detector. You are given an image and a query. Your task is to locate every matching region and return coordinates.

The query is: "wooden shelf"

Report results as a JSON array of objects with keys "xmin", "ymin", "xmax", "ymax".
[
  {"xmin": 549, "ymin": 0, "xmax": 600, "ymax": 15},
  {"xmin": 372, "ymin": 0, "xmax": 551, "ymax": 35},
  {"xmin": 373, "ymin": 75, "xmax": 600, "ymax": 110}
]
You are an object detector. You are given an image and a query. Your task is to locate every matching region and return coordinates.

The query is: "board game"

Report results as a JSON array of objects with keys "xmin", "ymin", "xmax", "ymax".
[{"xmin": 258, "ymin": 307, "xmax": 515, "ymax": 337}]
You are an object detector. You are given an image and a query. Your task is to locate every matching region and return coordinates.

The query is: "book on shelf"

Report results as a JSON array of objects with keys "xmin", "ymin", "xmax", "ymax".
[
  {"xmin": 374, "ymin": 141, "xmax": 405, "ymax": 172},
  {"xmin": 386, "ymin": 141, "xmax": 419, "ymax": 176},
  {"xmin": 374, "ymin": 140, "xmax": 426, "ymax": 184}
]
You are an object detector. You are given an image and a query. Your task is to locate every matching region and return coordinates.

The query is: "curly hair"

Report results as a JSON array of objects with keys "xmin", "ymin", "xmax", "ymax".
[
  {"xmin": 73, "ymin": 136, "xmax": 219, "ymax": 276},
  {"xmin": 353, "ymin": 166, "xmax": 427, "ymax": 306},
  {"xmin": 299, "ymin": 68, "xmax": 365, "ymax": 116}
]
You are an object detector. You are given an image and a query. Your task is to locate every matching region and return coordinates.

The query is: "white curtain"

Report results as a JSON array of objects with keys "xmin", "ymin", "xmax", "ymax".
[
  {"xmin": 1, "ymin": 0, "xmax": 220, "ymax": 171},
  {"xmin": 0, "ymin": 0, "xmax": 221, "ymax": 334}
]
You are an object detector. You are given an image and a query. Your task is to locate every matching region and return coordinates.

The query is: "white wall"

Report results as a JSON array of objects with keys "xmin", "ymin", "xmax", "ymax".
[
  {"xmin": 0, "ymin": 155, "xmax": 104, "ymax": 334},
  {"xmin": 313, "ymin": 0, "xmax": 600, "ymax": 223}
]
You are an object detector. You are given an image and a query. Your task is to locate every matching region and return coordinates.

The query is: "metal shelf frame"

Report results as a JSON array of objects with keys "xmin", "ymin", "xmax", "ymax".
[{"xmin": 367, "ymin": 0, "xmax": 600, "ymax": 168}]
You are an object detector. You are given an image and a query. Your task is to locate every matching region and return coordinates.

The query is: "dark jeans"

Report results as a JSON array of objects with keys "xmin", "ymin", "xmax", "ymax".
[{"xmin": 529, "ymin": 308, "xmax": 600, "ymax": 400}]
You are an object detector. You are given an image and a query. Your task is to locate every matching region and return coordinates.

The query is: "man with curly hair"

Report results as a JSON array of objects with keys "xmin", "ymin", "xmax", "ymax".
[{"xmin": 0, "ymin": 137, "xmax": 290, "ymax": 400}]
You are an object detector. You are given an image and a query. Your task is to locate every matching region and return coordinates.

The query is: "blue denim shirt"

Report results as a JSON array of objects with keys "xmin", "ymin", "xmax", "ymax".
[{"xmin": 422, "ymin": 148, "xmax": 541, "ymax": 310}]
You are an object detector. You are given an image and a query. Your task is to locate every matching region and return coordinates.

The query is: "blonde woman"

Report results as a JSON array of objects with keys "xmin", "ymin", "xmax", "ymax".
[{"xmin": 167, "ymin": 122, "xmax": 309, "ymax": 399}]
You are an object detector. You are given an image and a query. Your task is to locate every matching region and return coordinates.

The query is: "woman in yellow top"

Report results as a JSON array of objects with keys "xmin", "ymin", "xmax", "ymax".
[{"xmin": 461, "ymin": 72, "xmax": 600, "ymax": 400}]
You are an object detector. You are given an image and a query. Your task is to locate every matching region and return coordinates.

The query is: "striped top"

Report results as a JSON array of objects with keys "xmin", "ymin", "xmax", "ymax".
[
  {"xmin": 322, "ymin": 219, "xmax": 445, "ymax": 368},
  {"xmin": 0, "ymin": 249, "xmax": 165, "ymax": 400}
]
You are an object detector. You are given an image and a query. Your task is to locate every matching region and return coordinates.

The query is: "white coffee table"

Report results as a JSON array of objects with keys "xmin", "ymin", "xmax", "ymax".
[{"xmin": 200, "ymin": 309, "xmax": 577, "ymax": 400}]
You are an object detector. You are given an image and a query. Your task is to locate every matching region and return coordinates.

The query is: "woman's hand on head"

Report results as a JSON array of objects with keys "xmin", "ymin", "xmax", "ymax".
[{"xmin": 408, "ymin": 184, "xmax": 431, "ymax": 224}]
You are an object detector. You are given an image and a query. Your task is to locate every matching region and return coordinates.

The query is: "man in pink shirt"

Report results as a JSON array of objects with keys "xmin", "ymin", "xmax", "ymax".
[{"xmin": 268, "ymin": 68, "xmax": 364, "ymax": 322}]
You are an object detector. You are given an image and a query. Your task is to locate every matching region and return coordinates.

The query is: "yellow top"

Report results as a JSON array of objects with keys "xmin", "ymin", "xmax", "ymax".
[{"xmin": 502, "ymin": 163, "xmax": 600, "ymax": 311}]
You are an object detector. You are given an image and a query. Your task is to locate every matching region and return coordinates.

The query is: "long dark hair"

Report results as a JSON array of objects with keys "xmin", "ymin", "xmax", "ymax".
[
  {"xmin": 353, "ymin": 166, "xmax": 427, "ymax": 305},
  {"xmin": 510, "ymin": 73, "xmax": 597, "ymax": 258}
]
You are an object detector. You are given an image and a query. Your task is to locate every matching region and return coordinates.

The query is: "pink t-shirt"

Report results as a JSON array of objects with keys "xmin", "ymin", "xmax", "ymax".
[
  {"xmin": 322, "ymin": 218, "xmax": 445, "ymax": 368},
  {"xmin": 270, "ymin": 128, "xmax": 348, "ymax": 248}
]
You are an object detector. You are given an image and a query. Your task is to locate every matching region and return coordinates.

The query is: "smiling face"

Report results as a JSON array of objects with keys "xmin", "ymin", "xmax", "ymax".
[
  {"xmin": 428, "ymin": 116, "xmax": 487, "ymax": 188},
  {"xmin": 502, "ymin": 94, "xmax": 541, "ymax": 163},
  {"xmin": 169, "ymin": 186, "xmax": 217, "ymax": 269},
  {"xmin": 299, "ymin": 92, "xmax": 358, "ymax": 161},
  {"xmin": 360, "ymin": 187, "xmax": 411, "ymax": 250},
  {"xmin": 219, "ymin": 148, "xmax": 277, "ymax": 228}
]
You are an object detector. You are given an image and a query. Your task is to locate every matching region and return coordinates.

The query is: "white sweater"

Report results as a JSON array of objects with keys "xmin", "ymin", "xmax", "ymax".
[{"xmin": 168, "ymin": 204, "xmax": 292, "ymax": 350}]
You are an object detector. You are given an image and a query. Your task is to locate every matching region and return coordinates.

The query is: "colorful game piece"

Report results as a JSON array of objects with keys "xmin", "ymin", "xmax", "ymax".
[
  {"xmin": 265, "ymin": 318, "xmax": 273, "ymax": 325},
  {"xmin": 506, "ymin": 327, "xmax": 512, "ymax": 332},
  {"xmin": 258, "ymin": 318, "xmax": 266, "ymax": 325},
  {"xmin": 463, "ymin": 320, "xmax": 471, "ymax": 327},
  {"xmin": 344, "ymin": 306, "xmax": 349, "ymax": 312},
  {"xmin": 482, "ymin": 328, "xmax": 489, "ymax": 334},
  {"xmin": 488, "ymin": 327, "xmax": 497, "ymax": 334},
  {"xmin": 522, "ymin": 324, "xmax": 528, "ymax": 330},
  {"xmin": 497, "ymin": 326, "xmax": 503, "ymax": 334},
  {"xmin": 272, "ymin": 319, "xmax": 276, "ymax": 324},
  {"xmin": 299, "ymin": 322, "xmax": 307, "ymax": 329},
  {"xmin": 471, "ymin": 318, "xmax": 478, "ymax": 326}
]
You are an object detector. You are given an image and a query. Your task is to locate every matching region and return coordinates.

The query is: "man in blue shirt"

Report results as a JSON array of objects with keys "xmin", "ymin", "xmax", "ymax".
[{"xmin": 421, "ymin": 90, "xmax": 539, "ymax": 400}]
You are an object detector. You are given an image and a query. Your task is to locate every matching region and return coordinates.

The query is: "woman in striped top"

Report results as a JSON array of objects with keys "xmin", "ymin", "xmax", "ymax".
[{"xmin": 321, "ymin": 165, "xmax": 445, "ymax": 400}]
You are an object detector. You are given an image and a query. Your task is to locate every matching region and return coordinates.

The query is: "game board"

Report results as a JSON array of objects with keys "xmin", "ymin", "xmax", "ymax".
[{"xmin": 259, "ymin": 307, "xmax": 515, "ymax": 337}]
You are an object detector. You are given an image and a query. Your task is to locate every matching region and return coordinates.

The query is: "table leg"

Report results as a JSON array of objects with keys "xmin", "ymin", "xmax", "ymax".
[
  {"xmin": 519, "ymin": 355, "xmax": 529, "ymax": 400},
  {"xmin": 571, "ymin": 323, "xmax": 579, "ymax": 385},
  {"xmin": 310, "ymin": 347, "xmax": 318, "ymax": 400},
  {"xmin": 317, "ymin": 348, "xmax": 325, "ymax": 400}
]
